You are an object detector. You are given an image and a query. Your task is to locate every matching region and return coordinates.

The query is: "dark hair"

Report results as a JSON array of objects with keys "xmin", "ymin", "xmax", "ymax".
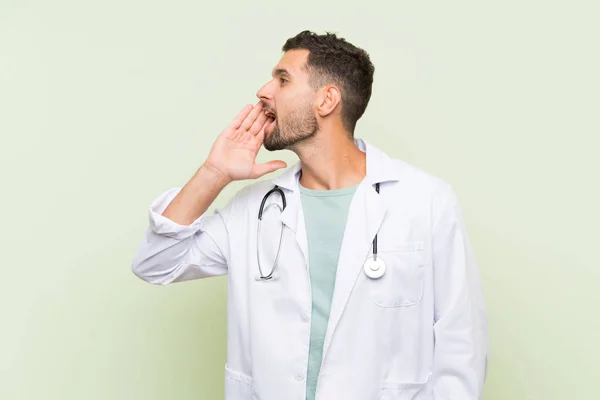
[{"xmin": 282, "ymin": 30, "xmax": 375, "ymax": 135}]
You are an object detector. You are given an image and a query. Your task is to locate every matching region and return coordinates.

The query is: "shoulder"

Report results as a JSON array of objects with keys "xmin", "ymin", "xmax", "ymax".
[
  {"xmin": 217, "ymin": 178, "xmax": 278, "ymax": 221},
  {"xmin": 232, "ymin": 179, "xmax": 276, "ymax": 204},
  {"xmin": 361, "ymin": 138, "xmax": 454, "ymax": 201},
  {"xmin": 381, "ymin": 155, "xmax": 461, "ymax": 228},
  {"xmin": 387, "ymin": 156, "xmax": 456, "ymax": 204}
]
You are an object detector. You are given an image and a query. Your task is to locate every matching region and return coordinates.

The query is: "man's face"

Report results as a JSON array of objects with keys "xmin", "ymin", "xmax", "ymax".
[{"xmin": 256, "ymin": 49, "xmax": 318, "ymax": 151}]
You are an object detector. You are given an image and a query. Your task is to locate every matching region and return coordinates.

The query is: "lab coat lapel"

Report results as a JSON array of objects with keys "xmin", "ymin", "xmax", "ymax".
[
  {"xmin": 321, "ymin": 180, "xmax": 388, "ymax": 359},
  {"xmin": 280, "ymin": 188, "xmax": 309, "ymax": 267},
  {"xmin": 272, "ymin": 162, "xmax": 309, "ymax": 268},
  {"xmin": 270, "ymin": 138, "xmax": 398, "ymax": 362}
]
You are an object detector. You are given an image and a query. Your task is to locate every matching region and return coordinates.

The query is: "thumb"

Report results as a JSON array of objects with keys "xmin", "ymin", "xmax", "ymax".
[{"xmin": 250, "ymin": 160, "xmax": 288, "ymax": 179}]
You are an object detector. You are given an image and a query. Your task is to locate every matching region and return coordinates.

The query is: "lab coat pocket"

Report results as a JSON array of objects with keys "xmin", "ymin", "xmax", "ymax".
[
  {"xmin": 380, "ymin": 374, "xmax": 432, "ymax": 400},
  {"xmin": 224, "ymin": 363, "xmax": 254, "ymax": 399},
  {"xmin": 370, "ymin": 246, "xmax": 425, "ymax": 308}
]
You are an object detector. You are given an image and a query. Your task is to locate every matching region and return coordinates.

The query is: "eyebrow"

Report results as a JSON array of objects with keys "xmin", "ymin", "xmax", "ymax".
[{"xmin": 272, "ymin": 68, "xmax": 290, "ymax": 78}]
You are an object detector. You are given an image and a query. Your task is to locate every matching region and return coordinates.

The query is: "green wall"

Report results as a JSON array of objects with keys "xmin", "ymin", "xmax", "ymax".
[{"xmin": 1, "ymin": 1, "xmax": 598, "ymax": 399}]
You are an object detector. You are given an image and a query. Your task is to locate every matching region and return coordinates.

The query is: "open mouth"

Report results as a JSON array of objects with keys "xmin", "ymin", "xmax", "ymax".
[
  {"xmin": 264, "ymin": 109, "xmax": 277, "ymax": 134},
  {"xmin": 264, "ymin": 110, "xmax": 277, "ymax": 122}
]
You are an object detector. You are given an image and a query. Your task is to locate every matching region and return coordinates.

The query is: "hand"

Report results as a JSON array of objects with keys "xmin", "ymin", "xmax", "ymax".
[{"xmin": 204, "ymin": 102, "xmax": 287, "ymax": 182}]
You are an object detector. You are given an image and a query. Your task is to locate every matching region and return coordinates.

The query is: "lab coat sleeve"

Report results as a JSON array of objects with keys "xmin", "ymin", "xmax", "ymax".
[
  {"xmin": 131, "ymin": 187, "xmax": 232, "ymax": 284},
  {"xmin": 431, "ymin": 184, "xmax": 489, "ymax": 399}
]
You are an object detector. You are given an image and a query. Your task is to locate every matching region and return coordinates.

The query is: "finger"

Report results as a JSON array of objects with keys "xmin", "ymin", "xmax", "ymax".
[
  {"xmin": 239, "ymin": 102, "xmax": 264, "ymax": 132},
  {"xmin": 253, "ymin": 125, "xmax": 266, "ymax": 151},
  {"xmin": 250, "ymin": 160, "xmax": 288, "ymax": 179},
  {"xmin": 248, "ymin": 110, "xmax": 268, "ymax": 136},
  {"xmin": 228, "ymin": 104, "xmax": 253, "ymax": 130}
]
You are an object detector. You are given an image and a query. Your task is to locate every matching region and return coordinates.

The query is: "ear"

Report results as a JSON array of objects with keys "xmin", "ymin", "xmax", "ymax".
[{"xmin": 315, "ymin": 85, "xmax": 341, "ymax": 117}]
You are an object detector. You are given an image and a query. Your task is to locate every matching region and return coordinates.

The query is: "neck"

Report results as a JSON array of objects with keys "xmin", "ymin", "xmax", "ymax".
[{"xmin": 292, "ymin": 128, "xmax": 366, "ymax": 191}]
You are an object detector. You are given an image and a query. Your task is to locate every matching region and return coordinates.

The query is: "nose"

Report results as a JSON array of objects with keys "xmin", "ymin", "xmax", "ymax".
[{"xmin": 256, "ymin": 80, "xmax": 274, "ymax": 102}]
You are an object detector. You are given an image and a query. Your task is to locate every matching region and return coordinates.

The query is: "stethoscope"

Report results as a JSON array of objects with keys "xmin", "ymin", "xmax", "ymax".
[{"xmin": 256, "ymin": 182, "xmax": 386, "ymax": 281}]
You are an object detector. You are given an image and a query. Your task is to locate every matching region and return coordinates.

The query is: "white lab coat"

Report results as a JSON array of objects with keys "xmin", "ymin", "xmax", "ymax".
[{"xmin": 132, "ymin": 138, "xmax": 488, "ymax": 400}]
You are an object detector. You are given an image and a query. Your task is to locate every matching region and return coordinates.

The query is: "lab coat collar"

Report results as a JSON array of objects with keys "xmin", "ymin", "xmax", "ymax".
[
  {"xmin": 271, "ymin": 138, "xmax": 399, "ymax": 192},
  {"xmin": 270, "ymin": 138, "xmax": 397, "ymax": 243}
]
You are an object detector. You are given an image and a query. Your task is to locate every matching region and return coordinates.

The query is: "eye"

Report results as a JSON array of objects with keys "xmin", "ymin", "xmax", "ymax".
[{"xmin": 279, "ymin": 77, "xmax": 288, "ymax": 85}]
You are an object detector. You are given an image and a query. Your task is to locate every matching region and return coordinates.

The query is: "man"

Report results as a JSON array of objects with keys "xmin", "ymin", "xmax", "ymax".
[{"xmin": 132, "ymin": 30, "xmax": 488, "ymax": 400}]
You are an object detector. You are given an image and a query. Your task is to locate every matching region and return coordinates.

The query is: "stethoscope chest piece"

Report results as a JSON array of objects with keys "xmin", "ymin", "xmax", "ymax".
[{"xmin": 363, "ymin": 256, "xmax": 386, "ymax": 279}]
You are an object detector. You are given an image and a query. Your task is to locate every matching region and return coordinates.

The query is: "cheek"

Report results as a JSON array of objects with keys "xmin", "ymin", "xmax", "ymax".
[{"xmin": 275, "ymin": 89, "xmax": 312, "ymax": 118}]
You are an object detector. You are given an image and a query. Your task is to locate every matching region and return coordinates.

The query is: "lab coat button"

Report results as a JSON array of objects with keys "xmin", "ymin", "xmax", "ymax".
[
  {"xmin": 295, "ymin": 373, "xmax": 304, "ymax": 381},
  {"xmin": 301, "ymin": 313, "xmax": 310, "ymax": 323}
]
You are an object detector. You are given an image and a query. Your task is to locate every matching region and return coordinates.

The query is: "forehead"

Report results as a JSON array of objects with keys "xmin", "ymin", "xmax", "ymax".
[{"xmin": 272, "ymin": 49, "xmax": 310, "ymax": 77}]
